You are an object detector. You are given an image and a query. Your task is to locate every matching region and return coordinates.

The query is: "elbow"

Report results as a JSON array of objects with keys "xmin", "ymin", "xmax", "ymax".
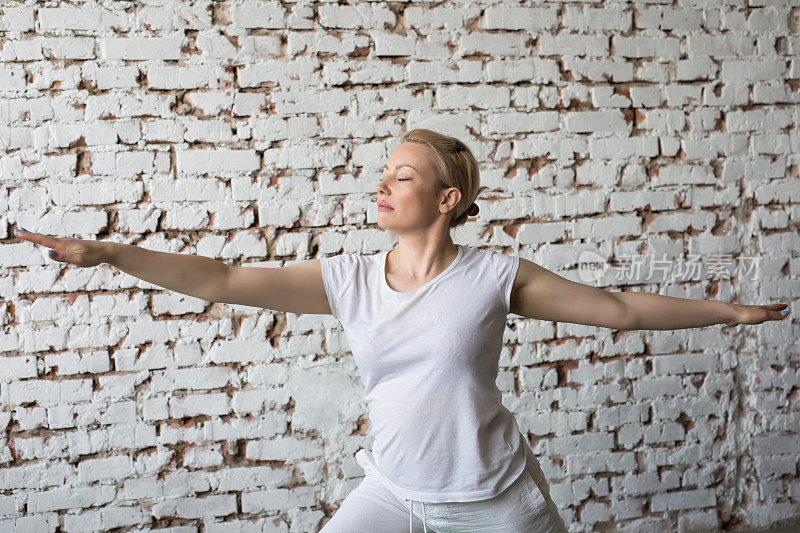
[{"xmin": 614, "ymin": 296, "xmax": 638, "ymax": 331}]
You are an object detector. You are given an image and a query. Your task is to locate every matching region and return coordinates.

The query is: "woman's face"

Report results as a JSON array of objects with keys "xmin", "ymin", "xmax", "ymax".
[{"xmin": 376, "ymin": 142, "xmax": 461, "ymax": 232}]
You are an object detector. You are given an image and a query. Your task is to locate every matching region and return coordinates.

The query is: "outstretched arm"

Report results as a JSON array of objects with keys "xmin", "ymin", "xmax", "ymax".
[
  {"xmin": 615, "ymin": 290, "xmax": 788, "ymax": 330},
  {"xmin": 509, "ymin": 257, "xmax": 789, "ymax": 330}
]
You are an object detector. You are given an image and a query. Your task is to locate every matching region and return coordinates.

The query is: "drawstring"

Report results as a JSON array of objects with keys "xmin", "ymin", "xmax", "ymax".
[{"xmin": 407, "ymin": 499, "xmax": 427, "ymax": 532}]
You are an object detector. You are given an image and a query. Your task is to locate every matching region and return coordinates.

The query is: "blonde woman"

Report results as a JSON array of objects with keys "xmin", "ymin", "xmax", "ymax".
[{"xmin": 14, "ymin": 128, "xmax": 788, "ymax": 532}]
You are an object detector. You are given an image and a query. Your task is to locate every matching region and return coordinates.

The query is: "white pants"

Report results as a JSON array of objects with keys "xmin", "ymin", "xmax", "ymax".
[{"xmin": 320, "ymin": 437, "xmax": 567, "ymax": 533}]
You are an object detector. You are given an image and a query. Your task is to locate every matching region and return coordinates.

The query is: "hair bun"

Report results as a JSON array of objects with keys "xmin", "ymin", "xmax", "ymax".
[{"xmin": 467, "ymin": 202, "xmax": 479, "ymax": 216}]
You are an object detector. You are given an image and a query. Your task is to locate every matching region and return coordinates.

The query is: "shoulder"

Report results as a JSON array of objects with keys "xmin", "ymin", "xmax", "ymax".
[{"xmin": 319, "ymin": 251, "xmax": 378, "ymax": 272}]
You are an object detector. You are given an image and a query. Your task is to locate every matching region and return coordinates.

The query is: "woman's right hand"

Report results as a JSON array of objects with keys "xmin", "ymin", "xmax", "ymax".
[{"xmin": 13, "ymin": 228, "xmax": 109, "ymax": 268}]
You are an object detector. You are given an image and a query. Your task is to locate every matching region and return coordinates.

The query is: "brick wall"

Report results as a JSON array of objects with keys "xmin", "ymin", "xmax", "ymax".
[{"xmin": 1, "ymin": 1, "xmax": 798, "ymax": 531}]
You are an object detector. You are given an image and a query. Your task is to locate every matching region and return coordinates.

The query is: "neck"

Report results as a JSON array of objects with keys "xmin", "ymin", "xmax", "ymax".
[{"xmin": 388, "ymin": 239, "xmax": 458, "ymax": 280}]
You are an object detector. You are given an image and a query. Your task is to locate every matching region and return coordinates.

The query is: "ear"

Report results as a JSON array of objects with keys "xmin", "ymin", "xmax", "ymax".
[{"xmin": 439, "ymin": 187, "xmax": 462, "ymax": 215}]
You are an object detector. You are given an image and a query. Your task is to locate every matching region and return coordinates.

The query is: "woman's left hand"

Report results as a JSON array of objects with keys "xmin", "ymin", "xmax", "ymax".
[{"xmin": 724, "ymin": 303, "xmax": 790, "ymax": 327}]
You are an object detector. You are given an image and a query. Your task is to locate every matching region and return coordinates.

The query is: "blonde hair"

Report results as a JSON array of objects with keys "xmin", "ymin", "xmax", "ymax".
[{"xmin": 401, "ymin": 128, "xmax": 488, "ymax": 229}]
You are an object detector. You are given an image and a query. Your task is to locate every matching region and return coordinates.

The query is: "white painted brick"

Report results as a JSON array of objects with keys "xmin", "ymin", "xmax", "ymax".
[
  {"xmin": 574, "ymin": 160, "xmax": 621, "ymax": 187},
  {"xmin": 539, "ymin": 34, "xmax": 609, "ymax": 57},
  {"xmin": 38, "ymin": 8, "xmax": 126, "ymax": 32},
  {"xmin": 483, "ymin": 7, "xmax": 558, "ymax": 31},
  {"xmin": 86, "ymin": 66, "xmax": 137, "ymax": 91},
  {"xmin": 322, "ymin": 59, "xmax": 406, "ymax": 85},
  {"xmin": 15, "ymin": 406, "xmax": 47, "ymax": 430},
  {"xmin": 660, "ymin": 8, "xmax": 702, "ymax": 32},
  {"xmin": 183, "ymin": 118, "xmax": 235, "ymax": 144},
  {"xmin": 162, "ymin": 470, "xmax": 211, "ymax": 497},
  {"xmin": 572, "ymin": 215, "xmax": 642, "ymax": 239},
  {"xmin": 78, "ymin": 454, "xmax": 134, "ymax": 483},
  {"xmin": 653, "ymin": 165, "xmax": 716, "ymax": 186},
  {"xmin": 137, "ymin": 3, "xmax": 210, "ymax": 31},
  {"xmin": 147, "ymin": 65, "xmax": 222, "ymax": 90},
  {"xmin": 652, "ymin": 353, "xmax": 715, "ymax": 375},
  {"xmin": 405, "ymin": 7, "xmax": 477, "ymax": 30},
  {"xmin": 614, "ymin": 471, "xmax": 682, "ymax": 498},
  {"xmin": 0, "ymin": 68, "xmax": 27, "ymax": 91},
  {"xmin": 237, "ymin": 34, "xmax": 284, "ymax": 61},
  {"xmin": 169, "ymin": 392, "xmax": 230, "ymax": 418},
  {"xmin": 151, "ymin": 366, "xmax": 237, "ymax": 393},
  {"xmin": 183, "ymin": 443, "xmax": 224, "ymax": 468},
  {"xmin": 6, "ymin": 379, "xmax": 93, "ymax": 407},
  {"xmin": 517, "ymin": 221, "xmax": 569, "ymax": 246},
  {"xmin": 436, "ymin": 86, "xmax": 510, "ymax": 110},
  {"xmin": 241, "ymin": 486, "xmax": 317, "ymax": 513},
  {"xmin": 100, "ymin": 35, "xmax": 183, "ymax": 60},
  {"xmin": 563, "ymin": 58, "xmax": 634, "ymax": 82},
  {"xmin": 651, "ymin": 488, "xmax": 716, "ymax": 512},
  {"xmin": 230, "ymin": 4, "xmax": 286, "ymax": 29},
  {"xmin": 562, "ymin": 6, "xmax": 631, "ymax": 32},
  {"xmin": 0, "ymin": 7, "xmax": 34, "ymax": 32},
  {"xmin": 373, "ymin": 32, "xmax": 416, "ymax": 57},
  {"xmin": 633, "ymin": 376, "xmax": 683, "ymax": 399},
  {"xmin": 64, "ymin": 505, "xmax": 148, "ymax": 531},
  {"xmin": 644, "ymin": 421, "xmax": 685, "ymax": 444},
  {"xmin": 0, "ymin": 355, "xmax": 37, "ymax": 382},
  {"xmin": 44, "ymin": 350, "xmax": 110, "ymax": 376},
  {"xmin": 565, "ymin": 451, "xmax": 637, "ymax": 475},
  {"xmin": 27, "ymin": 486, "xmax": 116, "ymax": 513},
  {"xmin": 141, "ymin": 397, "xmax": 169, "ymax": 421},
  {"xmin": 590, "ymin": 136, "xmax": 659, "ymax": 159},
  {"xmin": 1, "ymin": 39, "xmax": 44, "ymax": 61},
  {"xmin": 612, "ymin": 36, "xmax": 680, "ymax": 59},
  {"xmin": 564, "ymin": 110, "xmax": 628, "ymax": 134},
  {"xmin": 687, "ymin": 108, "xmax": 721, "ymax": 132},
  {"xmin": 176, "ymin": 150, "xmax": 259, "ymax": 175},
  {"xmin": 582, "ymin": 501, "xmax": 612, "ymax": 523},
  {"xmin": 594, "ymin": 404, "xmax": 649, "ymax": 429},
  {"xmin": 2, "ymin": 515, "xmax": 58, "ymax": 531},
  {"xmin": 752, "ymin": 435, "xmax": 800, "ymax": 455},
  {"xmin": 152, "ymin": 494, "xmax": 237, "ymax": 519},
  {"xmin": 549, "ymin": 432, "xmax": 615, "ymax": 455},
  {"xmin": 485, "ymin": 111, "xmax": 559, "ymax": 135},
  {"xmin": 591, "ymin": 86, "xmax": 631, "ymax": 108},
  {"xmin": 629, "ymin": 86, "xmax": 662, "ymax": 108},
  {"xmin": 214, "ymin": 465, "xmax": 288, "ymax": 492},
  {"xmin": 237, "ymin": 57, "xmax": 319, "ymax": 88},
  {"xmin": 408, "ymin": 60, "xmax": 481, "ymax": 84},
  {"xmin": 687, "ymin": 35, "xmax": 755, "ymax": 57},
  {"xmin": 459, "ymin": 32, "xmax": 528, "ymax": 57},
  {"xmin": 720, "ymin": 59, "xmax": 785, "ymax": 82},
  {"xmin": 676, "ymin": 57, "xmax": 718, "ymax": 81},
  {"xmin": 246, "ymin": 436, "xmax": 324, "ymax": 461},
  {"xmin": 40, "ymin": 37, "xmax": 95, "ymax": 59},
  {"xmin": 318, "ymin": 4, "xmax": 395, "ymax": 30}
]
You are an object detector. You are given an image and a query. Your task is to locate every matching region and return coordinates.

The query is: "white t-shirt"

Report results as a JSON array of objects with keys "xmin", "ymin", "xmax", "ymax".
[{"xmin": 319, "ymin": 243, "xmax": 526, "ymax": 503}]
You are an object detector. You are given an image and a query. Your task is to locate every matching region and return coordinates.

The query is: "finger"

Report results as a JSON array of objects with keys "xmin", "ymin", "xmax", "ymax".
[
  {"xmin": 13, "ymin": 229, "xmax": 62, "ymax": 249},
  {"xmin": 767, "ymin": 309, "xmax": 788, "ymax": 321},
  {"xmin": 759, "ymin": 303, "xmax": 789, "ymax": 310},
  {"xmin": 756, "ymin": 304, "xmax": 790, "ymax": 320}
]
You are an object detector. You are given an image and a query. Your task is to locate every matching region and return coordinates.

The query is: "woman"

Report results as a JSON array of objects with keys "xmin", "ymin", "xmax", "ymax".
[
  {"xmin": 314, "ymin": 128, "xmax": 788, "ymax": 532},
  {"xmin": 14, "ymin": 129, "xmax": 788, "ymax": 532}
]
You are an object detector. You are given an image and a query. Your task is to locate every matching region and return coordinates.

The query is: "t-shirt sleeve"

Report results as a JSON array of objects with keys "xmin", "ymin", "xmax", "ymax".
[
  {"xmin": 319, "ymin": 253, "xmax": 355, "ymax": 321},
  {"xmin": 489, "ymin": 251, "xmax": 520, "ymax": 315}
]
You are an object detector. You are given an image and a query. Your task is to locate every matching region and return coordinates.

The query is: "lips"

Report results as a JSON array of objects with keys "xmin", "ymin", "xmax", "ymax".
[{"xmin": 378, "ymin": 202, "xmax": 393, "ymax": 210}]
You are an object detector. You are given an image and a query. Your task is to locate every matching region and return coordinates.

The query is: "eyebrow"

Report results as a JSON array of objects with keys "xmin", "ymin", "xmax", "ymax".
[{"xmin": 383, "ymin": 162, "xmax": 419, "ymax": 173}]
